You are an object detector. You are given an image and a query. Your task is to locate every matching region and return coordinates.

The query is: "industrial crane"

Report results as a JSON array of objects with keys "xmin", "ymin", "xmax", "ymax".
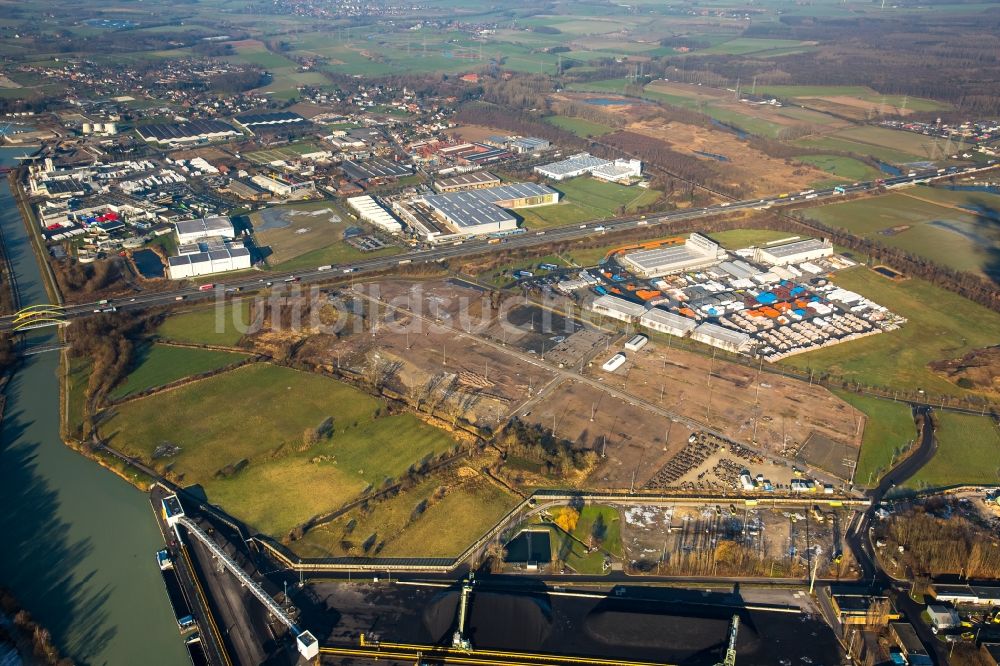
[{"xmin": 715, "ymin": 614, "xmax": 739, "ymax": 666}]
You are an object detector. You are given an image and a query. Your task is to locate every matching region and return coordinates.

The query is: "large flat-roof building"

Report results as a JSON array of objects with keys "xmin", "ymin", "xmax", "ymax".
[
  {"xmin": 534, "ymin": 153, "xmax": 610, "ymax": 181},
  {"xmin": 434, "ymin": 171, "xmax": 501, "ymax": 193},
  {"xmin": 691, "ymin": 322, "xmax": 752, "ymax": 353},
  {"xmin": 620, "ymin": 233, "xmax": 722, "ymax": 278},
  {"xmin": 346, "ymin": 196, "xmax": 403, "ymax": 234},
  {"xmin": 137, "ymin": 120, "xmax": 240, "ymax": 147},
  {"xmin": 591, "ymin": 159, "xmax": 642, "ymax": 184},
  {"xmin": 640, "ymin": 308, "xmax": 698, "ymax": 337},
  {"xmin": 754, "ymin": 238, "xmax": 833, "ymax": 266},
  {"xmin": 888, "ymin": 622, "xmax": 932, "ymax": 666},
  {"xmin": 418, "ymin": 183, "xmax": 558, "ymax": 238},
  {"xmin": 590, "ymin": 294, "xmax": 648, "ymax": 322},
  {"xmin": 233, "ymin": 111, "xmax": 307, "ymax": 133},
  {"xmin": 167, "ymin": 247, "xmax": 251, "ymax": 279},
  {"xmin": 175, "ymin": 216, "xmax": 236, "ymax": 244},
  {"xmin": 342, "ymin": 158, "xmax": 413, "ymax": 183}
]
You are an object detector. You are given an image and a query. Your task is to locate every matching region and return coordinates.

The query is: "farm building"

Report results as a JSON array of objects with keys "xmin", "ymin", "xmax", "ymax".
[
  {"xmin": 434, "ymin": 170, "xmax": 501, "ymax": 193},
  {"xmin": 640, "ymin": 308, "xmax": 698, "ymax": 337},
  {"xmin": 620, "ymin": 233, "xmax": 722, "ymax": 278},
  {"xmin": 347, "ymin": 196, "xmax": 404, "ymax": 234},
  {"xmin": 534, "ymin": 153, "xmax": 610, "ymax": 180},
  {"xmin": 754, "ymin": 238, "xmax": 833, "ymax": 266},
  {"xmin": 137, "ymin": 120, "xmax": 240, "ymax": 147},
  {"xmin": 690, "ymin": 322, "xmax": 752, "ymax": 353},
  {"xmin": 174, "ymin": 216, "xmax": 235, "ymax": 244},
  {"xmin": 167, "ymin": 247, "xmax": 251, "ymax": 279},
  {"xmin": 590, "ymin": 294, "xmax": 648, "ymax": 322}
]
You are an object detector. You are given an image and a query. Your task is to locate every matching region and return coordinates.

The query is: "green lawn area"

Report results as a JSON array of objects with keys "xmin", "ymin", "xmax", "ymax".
[
  {"xmin": 903, "ymin": 412, "xmax": 1000, "ymax": 491},
  {"xmin": 833, "ymin": 391, "xmax": 917, "ymax": 488},
  {"xmin": 700, "ymin": 38, "xmax": 810, "ymax": 56},
  {"xmin": 796, "ymin": 154, "xmax": 882, "ymax": 183},
  {"xmin": 566, "ymin": 504, "xmax": 623, "ymax": 573},
  {"xmin": 545, "ymin": 115, "xmax": 615, "ymax": 138},
  {"xmin": 156, "ymin": 300, "xmax": 251, "ymax": 347},
  {"xmin": 110, "ymin": 344, "xmax": 248, "ymax": 399},
  {"xmin": 782, "ymin": 267, "xmax": 1000, "ymax": 397},
  {"xmin": 805, "ymin": 189, "xmax": 1000, "ymax": 277},
  {"xmin": 292, "ymin": 472, "xmax": 516, "ymax": 558},
  {"xmin": 65, "ymin": 356, "xmax": 91, "ymax": 439},
  {"xmin": 267, "ymin": 240, "xmax": 402, "ymax": 272},
  {"xmin": 520, "ymin": 178, "xmax": 660, "ymax": 229},
  {"xmin": 102, "ymin": 364, "xmax": 459, "ymax": 537},
  {"xmin": 792, "ymin": 136, "xmax": 922, "ymax": 165}
]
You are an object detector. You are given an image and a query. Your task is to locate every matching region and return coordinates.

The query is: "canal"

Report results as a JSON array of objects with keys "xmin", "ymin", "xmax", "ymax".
[{"xmin": 0, "ymin": 148, "xmax": 188, "ymax": 664}]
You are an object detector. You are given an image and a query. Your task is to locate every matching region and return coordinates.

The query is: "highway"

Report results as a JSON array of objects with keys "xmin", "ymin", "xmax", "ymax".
[{"xmin": 4, "ymin": 163, "xmax": 994, "ymax": 332}]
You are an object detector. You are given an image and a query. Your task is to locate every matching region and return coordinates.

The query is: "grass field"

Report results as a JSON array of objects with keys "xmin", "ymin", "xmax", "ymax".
[
  {"xmin": 833, "ymin": 391, "xmax": 917, "ymax": 487},
  {"xmin": 519, "ymin": 178, "xmax": 660, "ymax": 229},
  {"xmin": 806, "ymin": 189, "xmax": 1000, "ymax": 277},
  {"xmin": 103, "ymin": 364, "xmax": 459, "ymax": 537},
  {"xmin": 293, "ymin": 471, "xmax": 517, "ymax": 558},
  {"xmin": 566, "ymin": 504, "xmax": 623, "ymax": 573},
  {"xmin": 253, "ymin": 201, "xmax": 350, "ymax": 265},
  {"xmin": 792, "ymin": 136, "xmax": 923, "ymax": 165},
  {"xmin": 700, "ymin": 38, "xmax": 813, "ymax": 56},
  {"xmin": 545, "ymin": 115, "xmax": 616, "ymax": 138},
  {"xmin": 782, "ymin": 266, "xmax": 1000, "ymax": 397},
  {"xmin": 903, "ymin": 412, "xmax": 1000, "ymax": 491},
  {"xmin": 65, "ymin": 356, "xmax": 91, "ymax": 439},
  {"xmin": 156, "ymin": 301, "xmax": 251, "ymax": 347},
  {"xmin": 832, "ymin": 126, "xmax": 937, "ymax": 159},
  {"xmin": 110, "ymin": 344, "xmax": 247, "ymax": 399},
  {"xmin": 796, "ymin": 155, "xmax": 882, "ymax": 183},
  {"xmin": 267, "ymin": 239, "xmax": 403, "ymax": 272}
]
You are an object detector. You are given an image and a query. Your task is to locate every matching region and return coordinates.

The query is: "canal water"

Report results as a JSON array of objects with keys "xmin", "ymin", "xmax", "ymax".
[{"xmin": 0, "ymin": 148, "xmax": 187, "ymax": 665}]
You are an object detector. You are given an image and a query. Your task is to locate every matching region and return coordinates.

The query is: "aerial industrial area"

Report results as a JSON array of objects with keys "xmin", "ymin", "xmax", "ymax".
[{"xmin": 0, "ymin": 0, "xmax": 999, "ymax": 666}]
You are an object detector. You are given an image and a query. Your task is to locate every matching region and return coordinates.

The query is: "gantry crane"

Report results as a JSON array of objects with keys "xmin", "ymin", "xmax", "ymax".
[{"xmin": 715, "ymin": 614, "xmax": 739, "ymax": 666}]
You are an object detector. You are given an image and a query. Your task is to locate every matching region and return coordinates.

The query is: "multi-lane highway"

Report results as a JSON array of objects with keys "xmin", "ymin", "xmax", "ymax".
[{"xmin": 4, "ymin": 163, "xmax": 994, "ymax": 332}]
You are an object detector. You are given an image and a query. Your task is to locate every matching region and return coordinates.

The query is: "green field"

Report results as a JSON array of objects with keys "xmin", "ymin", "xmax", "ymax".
[
  {"xmin": 566, "ymin": 504, "xmax": 623, "ymax": 573},
  {"xmin": 806, "ymin": 189, "xmax": 1000, "ymax": 277},
  {"xmin": 545, "ymin": 115, "xmax": 616, "ymax": 138},
  {"xmin": 156, "ymin": 301, "xmax": 251, "ymax": 347},
  {"xmin": 700, "ymin": 38, "xmax": 812, "ymax": 56},
  {"xmin": 110, "ymin": 344, "xmax": 247, "ymax": 399},
  {"xmin": 834, "ymin": 391, "xmax": 917, "ymax": 487},
  {"xmin": 792, "ymin": 136, "xmax": 923, "ymax": 165},
  {"xmin": 103, "ymin": 364, "xmax": 459, "ymax": 537},
  {"xmin": 519, "ymin": 178, "xmax": 660, "ymax": 229},
  {"xmin": 796, "ymin": 155, "xmax": 882, "ymax": 183},
  {"xmin": 65, "ymin": 356, "xmax": 91, "ymax": 439},
  {"xmin": 903, "ymin": 412, "xmax": 1000, "ymax": 491},
  {"xmin": 267, "ymin": 239, "xmax": 403, "ymax": 272},
  {"xmin": 293, "ymin": 472, "xmax": 517, "ymax": 558},
  {"xmin": 782, "ymin": 266, "xmax": 1000, "ymax": 397}
]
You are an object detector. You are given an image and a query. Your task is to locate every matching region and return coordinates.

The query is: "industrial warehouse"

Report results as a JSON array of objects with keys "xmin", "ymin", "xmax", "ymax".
[
  {"xmin": 174, "ymin": 216, "xmax": 236, "ymax": 244},
  {"xmin": 232, "ymin": 111, "xmax": 308, "ymax": 133},
  {"xmin": 562, "ymin": 233, "xmax": 905, "ymax": 360},
  {"xmin": 136, "ymin": 120, "xmax": 241, "ymax": 146},
  {"xmin": 534, "ymin": 152, "xmax": 642, "ymax": 184}
]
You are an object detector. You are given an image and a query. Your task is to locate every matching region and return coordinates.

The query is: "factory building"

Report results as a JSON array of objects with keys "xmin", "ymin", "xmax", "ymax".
[
  {"xmin": 509, "ymin": 137, "xmax": 550, "ymax": 154},
  {"xmin": 174, "ymin": 216, "xmax": 236, "ymax": 244},
  {"xmin": 167, "ymin": 247, "xmax": 251, "ymax": 279},
  {"xmin": 434, "ymin": 171, "xmax": 501, "ymax": 193},
  {"xmin": 250, "ymin": 174, "xmax": 314, "ymax": 197},
  {"xmin": 233, "ymin": 111, "xmax": 307, "ymax": 134},
  {"xmin": 418, "ymin": 183, "xmax": 558, "ymax": 238},
  {"xmin": 754, "ymin": 238, "xmax": 833, "ymax": 266},
  {"xmin": 590, "ymin": 159, "xmax": 643, "ymax": 184},
  {"xmin": 136, "ymin": 120, "xmax": 241, "ymax": 147},
  {"xmin": 342, "ymin": 158, "xmax": 413, "ymax": 183},
  {"xmin": 640, "ymin": 308, "xmax": 698, "ymax": 337},
  {"xmin": 534, "ymin": 153, "xmax": 611, "ymax": 181},
  {"xmin": 590, "ymin": 294, "xmax": 648, "ymax": 322},
  {"xmin": 347, "ymin": 196, "xmax": 404, "ymax": 234},
  {"xmin": 620, "ymin": 233, "xmax": 722, "ymax": 278},
  {"xmin": 690, "ymin": 322, "xmax": 752, "ymax": 353}
]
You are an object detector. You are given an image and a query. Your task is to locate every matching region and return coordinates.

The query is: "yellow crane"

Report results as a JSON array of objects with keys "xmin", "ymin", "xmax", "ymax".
[{"xmin": 716, "ymin": 615, "xmax": 739, "ymax": 666}]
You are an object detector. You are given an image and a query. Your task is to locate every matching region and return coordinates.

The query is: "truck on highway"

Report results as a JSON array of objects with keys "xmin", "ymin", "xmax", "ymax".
[
  {"xmin": 97, "ymin": 299, "xmax": 110, "ymax": 305},
  {"xmin": 198, "ymin": 284, "xmax": 213, "ymax": 292},
  {"xmin": 805, "ymin": 193, "xmax": 818, "ymax": 199},
  {"xmin": 174, "ymin": 295, "xmax": 185, "ymax": 301},
  {"xmin": 317, "ymin": 265, "xmax": 332, "ymax": 271},
  {"xmin": 834, "ymin": 186, "xmax": 846, "ymax": 194},
  {"xmin": 343, "ymin": 267, "xmax": 355, "ymax": 273},
  {"xmin": 398, "ymin": 259, "xmax": 412, "ymax": 265}
]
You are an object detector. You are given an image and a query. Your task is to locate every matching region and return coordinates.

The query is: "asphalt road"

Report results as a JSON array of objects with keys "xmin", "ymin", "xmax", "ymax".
[{"xmin": 5, "ymin": 164, "xmax": 994, "ymax": 332}]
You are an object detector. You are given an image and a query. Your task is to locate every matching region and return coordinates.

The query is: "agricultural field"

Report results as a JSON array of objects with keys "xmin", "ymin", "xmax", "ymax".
[
  {"xmin": 101, "ymin": 364, "xmax": 459, "ymax": 538},
  {"xmin": 252, "ymin": 200, "xmax": 375, "ymax": 267},
  {"xmin": 902, "ymin": 412, "xmax": 1000, "ymax": 491},
  {"xmin": 754, "ymin": 85, "xmax": 949, "ymax": 118},
  {"xmin": 705, "ymin": 228, "xmax": 802, "ymax": 249},
  {"xmin": 110, "ymin": 344, "xmax": 247, "ymax": 399},
  {"xmin": 544, "ymin": 115, "xmax": 616, "ymax": 138},
  {"xmin": 795, "ymin": 155, "xmax": 882, "ymax": 183},
  {"xmin": 782, "ymin": 267, "xmax": 1000, "ymax": 397},
  {"xmin": 156, "ymin": 301, "xmax": 252, "ymax": 347},
  {"xmin": 519, "ymin": 177, "xmax": 661, "ymax": 229},
  {"xmin": 805, "ymin": 188, "xmax": 1000, "ymax": 278},
  {"xmin": 833, "ymin": 391, "xmax": 917, "ymax": 488},
  {"xmin": 293, "ymin": 470, "xmax": 517, "ymax": 558},
  {"xmin": 699, "ymin": 38, "xmax": 817, "ymax": 56}
]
